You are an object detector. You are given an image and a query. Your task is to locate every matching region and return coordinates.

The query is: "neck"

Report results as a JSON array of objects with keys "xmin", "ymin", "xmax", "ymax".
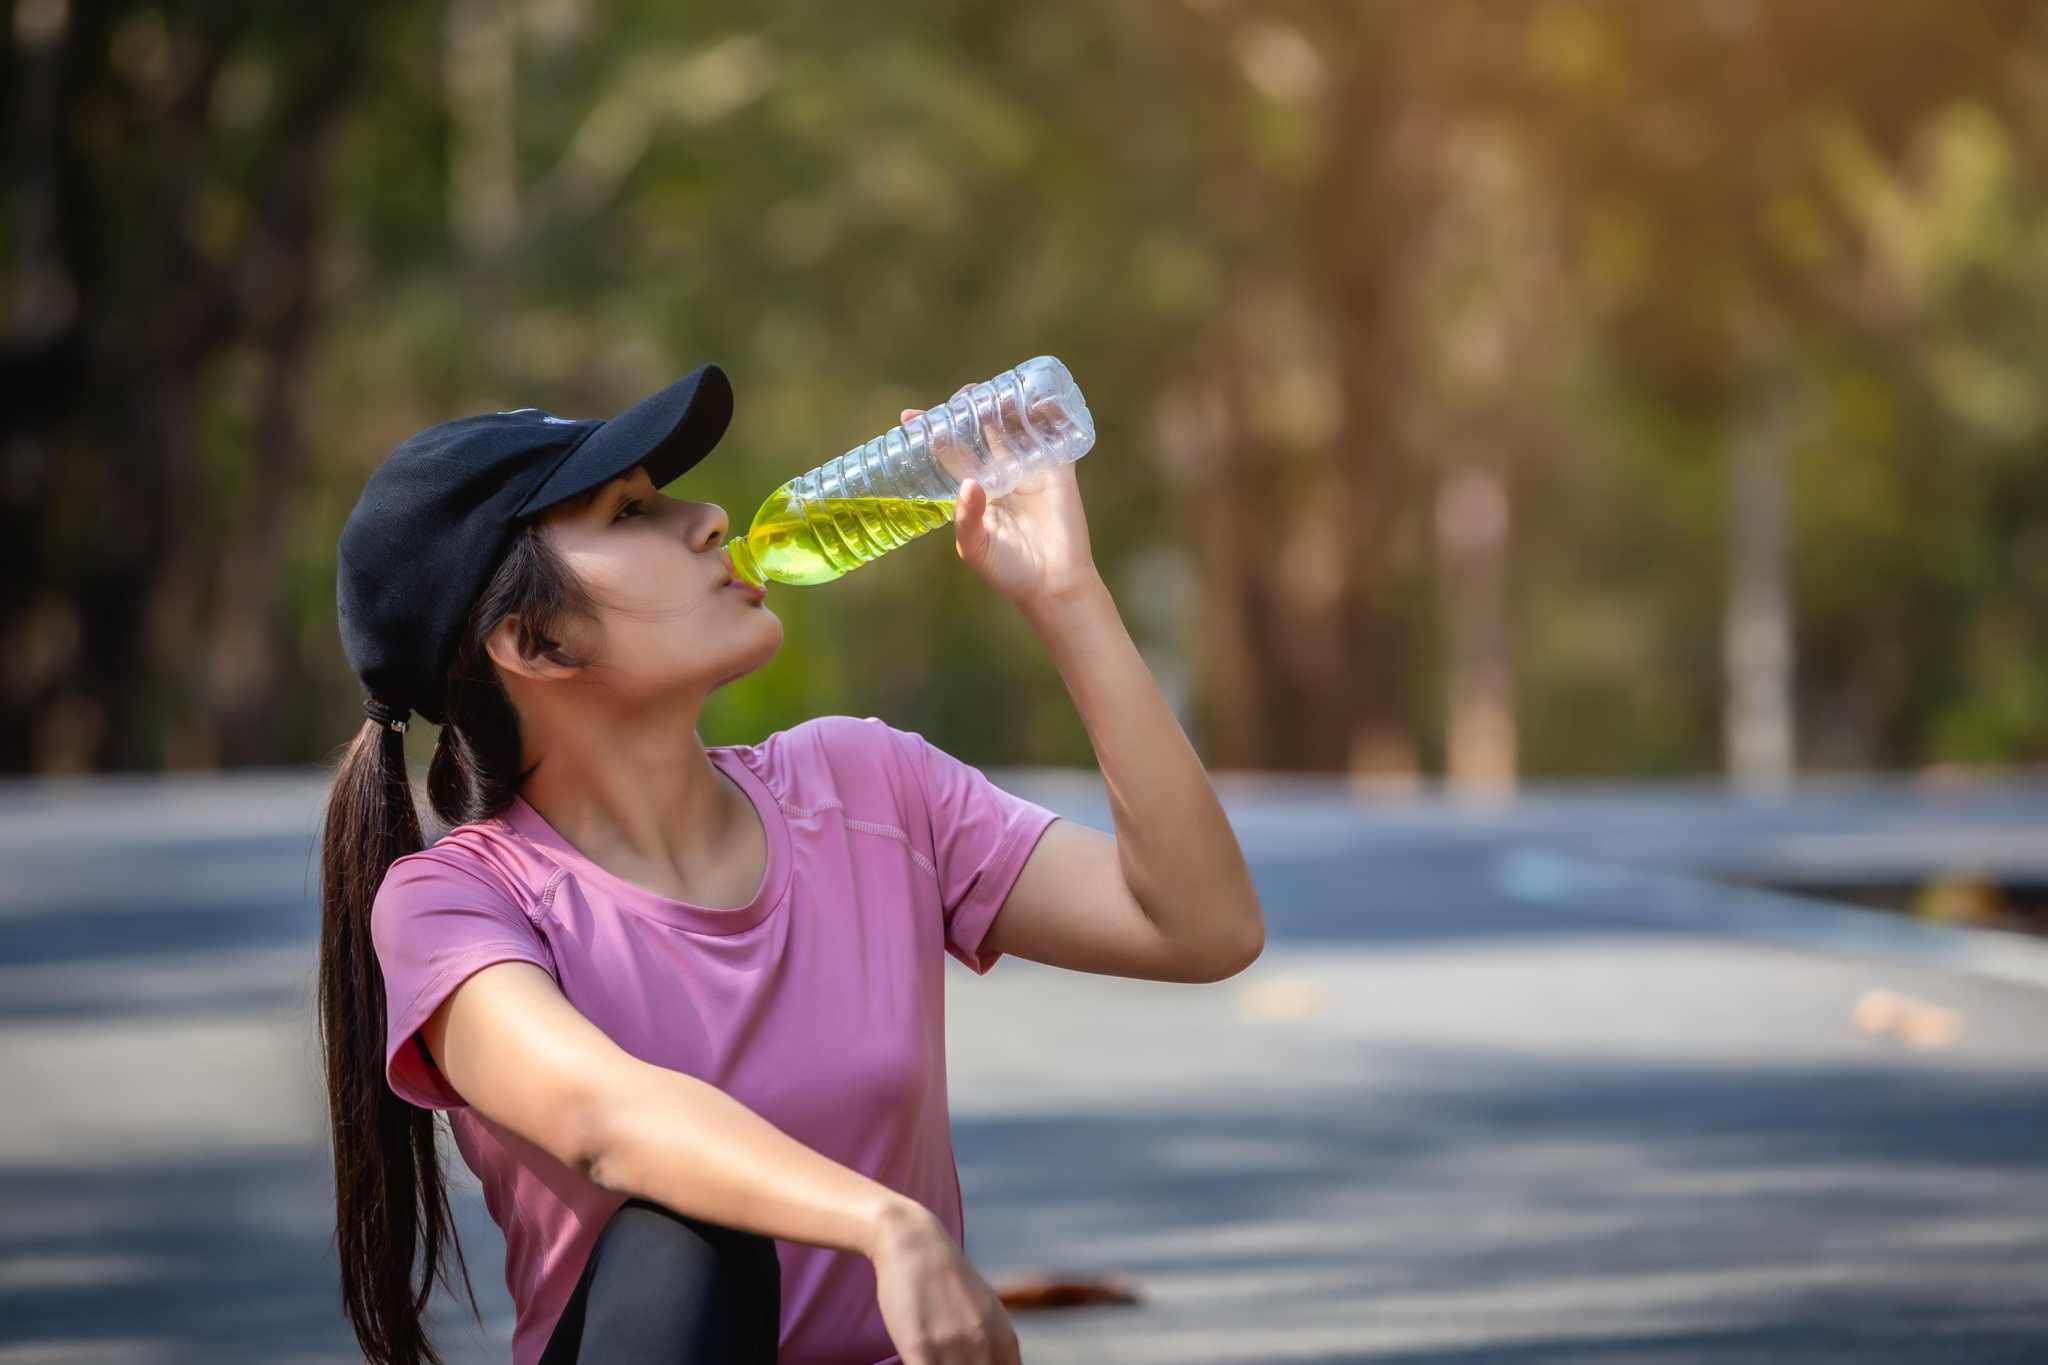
[{"xmin": 513, "ymin": 692, "xmax": 741, "ymax": 880}]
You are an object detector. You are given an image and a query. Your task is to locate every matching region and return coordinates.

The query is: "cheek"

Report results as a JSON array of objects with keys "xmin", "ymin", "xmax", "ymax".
[
  {"xmin": 577, "ymin": 562, "xmax": 729, "ymax": 660},
  {"xmin": 568, "ymin": 542, "xmax": 684, "ymax": 613}
]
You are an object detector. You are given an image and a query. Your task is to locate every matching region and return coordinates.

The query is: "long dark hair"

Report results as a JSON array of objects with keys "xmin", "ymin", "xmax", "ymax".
[{"xmin": 316, "ymin": 524, "xmax": 596, "ymax": 1365}]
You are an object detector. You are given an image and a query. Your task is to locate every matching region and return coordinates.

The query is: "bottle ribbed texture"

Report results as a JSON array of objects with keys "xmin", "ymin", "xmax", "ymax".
[{"xmin": 731, "ymin": 356, "xmax": 1094, "ymax": 585}]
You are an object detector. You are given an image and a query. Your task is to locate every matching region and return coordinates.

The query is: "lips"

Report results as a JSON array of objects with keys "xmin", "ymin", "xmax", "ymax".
[{"xmin": 717, "ymin": 550, "xmax": 765, "ymax": 599}]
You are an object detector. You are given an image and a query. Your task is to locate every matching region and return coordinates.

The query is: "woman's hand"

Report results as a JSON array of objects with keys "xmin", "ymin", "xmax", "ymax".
[
  {"xmin": 900, "ymin": 406, "xmax": 1100, "ymax": 613},
  {"xmin": 869, "ymin": 1198, "xmax": 1023, "ymax": 1365}
]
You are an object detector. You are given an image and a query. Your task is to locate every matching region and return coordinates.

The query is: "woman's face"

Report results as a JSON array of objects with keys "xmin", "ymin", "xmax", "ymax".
[{"xmin": 531, "ymin": 463, "xmax": 781, "ymax": 705}]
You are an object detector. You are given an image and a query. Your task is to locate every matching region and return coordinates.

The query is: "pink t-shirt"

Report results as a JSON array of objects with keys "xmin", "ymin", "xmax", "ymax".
[{"xmin": 369, "ymin": 714, "xmax": 1062, "ymax": 1365}]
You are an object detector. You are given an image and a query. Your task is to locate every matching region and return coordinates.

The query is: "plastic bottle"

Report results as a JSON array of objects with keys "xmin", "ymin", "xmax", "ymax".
[{"xmin": 725, "ymin": 355, "xmax": 1095, "ymax": 587}]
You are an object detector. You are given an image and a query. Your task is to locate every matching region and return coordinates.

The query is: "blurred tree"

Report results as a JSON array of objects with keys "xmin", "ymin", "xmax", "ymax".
[
  {"xmin": 6, "ymin": 0, "xmax": 2048, "ymax": 780},
  {"xmin": 4, "ymin": 0, "xmax": 393, "ymax": 768},
  {"xmin": 1466, "ymin": 0, "xmax": 2048, "ymax": 776}
]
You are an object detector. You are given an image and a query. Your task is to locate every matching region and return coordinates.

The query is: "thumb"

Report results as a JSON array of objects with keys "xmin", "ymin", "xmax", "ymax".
[{"xmin": 953, "ymin": 479, "xmax": 986, "ymax": 558}]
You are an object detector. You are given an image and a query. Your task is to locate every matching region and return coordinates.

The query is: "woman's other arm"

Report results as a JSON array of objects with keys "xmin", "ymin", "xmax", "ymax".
[
  {"xmin": 421, "ymin": 960, "xmax": 1022, "ymax": 1362},
  {"xmin": 421, "ymin": 960, "xmax": 901, "ymax": 1255}
]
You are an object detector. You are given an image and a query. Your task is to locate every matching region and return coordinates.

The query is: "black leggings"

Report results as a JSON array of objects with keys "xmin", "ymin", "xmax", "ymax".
[{"xmin": 537, "ymin": 1197, "xmax": 781, "ymax": 1363}]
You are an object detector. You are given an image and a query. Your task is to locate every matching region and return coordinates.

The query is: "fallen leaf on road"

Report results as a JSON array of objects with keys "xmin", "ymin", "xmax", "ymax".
[{"xmin": 992, "ymin": 1272, "xmax": 1142, "ymax": 1311}]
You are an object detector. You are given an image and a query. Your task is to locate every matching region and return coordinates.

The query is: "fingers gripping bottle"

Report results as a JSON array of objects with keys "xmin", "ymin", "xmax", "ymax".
[{"xmin": 725, "ymin": 355, "xmax": 1095, "ymax": 587}]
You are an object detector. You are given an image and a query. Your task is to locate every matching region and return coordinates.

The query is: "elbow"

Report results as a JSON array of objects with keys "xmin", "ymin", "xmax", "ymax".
[
  {"xmin": 567, "ymin": 1086, "xmax": 628, "ymax": 1190},
  {"xmin": 1221, "ymin": 919, "xmax": 1266, "ymax": 979},
  {"xmin": 566, "ymin": 1099, "xmax": 610, "ymax": 1187},
  {"xmin": 1191, "ymin": 904, "xmax": 1266, "ymax": 983}
]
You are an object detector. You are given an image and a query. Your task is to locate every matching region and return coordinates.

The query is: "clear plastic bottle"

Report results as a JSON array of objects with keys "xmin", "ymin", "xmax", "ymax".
[{"xmin": 725, "ymin": 355, "xmax": 1095, "ymax": 587}]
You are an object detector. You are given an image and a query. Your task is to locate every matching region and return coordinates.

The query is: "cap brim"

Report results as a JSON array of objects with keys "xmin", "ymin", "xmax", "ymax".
[{"xmin": 512, "ymin": 363, "xmax": 734, "ymax": 520}]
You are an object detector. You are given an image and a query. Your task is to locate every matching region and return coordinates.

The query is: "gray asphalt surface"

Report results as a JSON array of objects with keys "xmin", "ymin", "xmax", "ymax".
[{"xmin": 3, "ymin": 770, "xmax": 2045, "ymax": 1363}]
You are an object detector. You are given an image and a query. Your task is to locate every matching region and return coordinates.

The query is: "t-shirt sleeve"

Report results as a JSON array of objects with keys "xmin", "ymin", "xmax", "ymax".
[
  {"xmin": 887, "ymin": 724, "xmax": 1062, "ymax": 975},
  {"xmin": 368, "ymin": 850, "xmax": 556, "ymax": 1110}
]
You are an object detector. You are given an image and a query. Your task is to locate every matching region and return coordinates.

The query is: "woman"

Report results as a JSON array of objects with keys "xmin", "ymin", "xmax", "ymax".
[{"xmin": 317, "ymin": 362, "xmax": 1265, "ymax": 1365}]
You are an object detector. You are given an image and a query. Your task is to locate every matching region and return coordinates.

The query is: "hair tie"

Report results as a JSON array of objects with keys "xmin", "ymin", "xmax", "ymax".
[{"xmin": 363, "ymin": 697, "xmax": 411, "ymax": 734}]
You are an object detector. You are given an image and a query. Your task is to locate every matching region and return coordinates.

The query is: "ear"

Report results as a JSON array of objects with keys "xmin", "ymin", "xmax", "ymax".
[{"xmin": 483, "ymin": 613, "xmax": 584, "ymax": 684}]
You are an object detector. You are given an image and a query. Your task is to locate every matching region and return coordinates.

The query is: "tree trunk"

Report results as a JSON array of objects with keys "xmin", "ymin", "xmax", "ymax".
[
  {"xmin": 1438, "ymin": 461, "xmax": 1516, "ymax": 797},
  {"xmin": 1313, "ymin": 17, "xmax": 1442, "ymax": 782},
  {"xmin": 1723, "ymin": 320, "xmax": 1796, "ymax": 794}
]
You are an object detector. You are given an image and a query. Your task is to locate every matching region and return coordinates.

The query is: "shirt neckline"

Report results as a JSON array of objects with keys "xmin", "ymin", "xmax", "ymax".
[{"xmin": 501, "ymin": 746, "xmax": 791, "ymax": 935}]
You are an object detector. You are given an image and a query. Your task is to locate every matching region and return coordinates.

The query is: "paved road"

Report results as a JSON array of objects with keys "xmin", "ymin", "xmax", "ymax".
[{"xmin": 3, "ymin": 770, "xmax": 2046, "ymax": 1363}]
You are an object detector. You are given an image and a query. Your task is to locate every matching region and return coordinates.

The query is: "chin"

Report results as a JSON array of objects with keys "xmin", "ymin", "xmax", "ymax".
[{"xmin": 708, "ymin": 620, "xmax": 784, "ymax": 690}]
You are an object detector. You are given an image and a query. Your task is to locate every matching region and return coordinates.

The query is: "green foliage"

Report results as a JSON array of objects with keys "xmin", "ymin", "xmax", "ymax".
[{"xmin": 8, "ymin": 0, "xmax": 2048, "ymax": 775}]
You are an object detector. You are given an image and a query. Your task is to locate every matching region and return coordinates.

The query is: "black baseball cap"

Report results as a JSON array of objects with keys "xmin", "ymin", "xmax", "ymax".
[{"xmin": 337, "ymin": 362, "xmax": 733, "ymax": 729}]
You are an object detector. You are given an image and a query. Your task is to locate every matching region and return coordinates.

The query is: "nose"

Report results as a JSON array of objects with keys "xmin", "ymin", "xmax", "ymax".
[{"xmin": 697, "ymin": 503, "xmax": 731, "ymax": 552}]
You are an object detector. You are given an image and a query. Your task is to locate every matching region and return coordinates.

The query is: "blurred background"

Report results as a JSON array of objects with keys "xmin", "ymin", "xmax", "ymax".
[
  {"xmin": 9, "ymin": 0, "xmax": 2048, "ymax": 787},
  {"xmin": 8, "ymin": 1, "xmax": 2048, "ymax": 1361}
]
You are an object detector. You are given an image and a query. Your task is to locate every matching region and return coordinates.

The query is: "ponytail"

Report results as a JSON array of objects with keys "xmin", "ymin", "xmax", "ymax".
[
  {"xmin": 318, "ymin": 523, "xmax": 597, "ymax": 1365},
  {"xmin": 317, "ymin": 719, "xmax": 478, "ymax": 1365}
]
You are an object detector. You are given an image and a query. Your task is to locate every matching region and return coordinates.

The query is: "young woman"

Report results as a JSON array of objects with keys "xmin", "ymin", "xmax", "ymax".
[{"xmin": 317, "ymin": 362, "xmax": 1265, "ymax": 1365}]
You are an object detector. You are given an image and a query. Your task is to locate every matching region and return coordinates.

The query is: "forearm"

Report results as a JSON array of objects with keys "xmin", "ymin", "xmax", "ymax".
[
  {"xmin": 1022, "ymin": 572, "xmax": 1263, "ymax": 956},
  {"xmin": 586, "ymin": 1061, "xmax": 921, "ymax": 1259}
]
